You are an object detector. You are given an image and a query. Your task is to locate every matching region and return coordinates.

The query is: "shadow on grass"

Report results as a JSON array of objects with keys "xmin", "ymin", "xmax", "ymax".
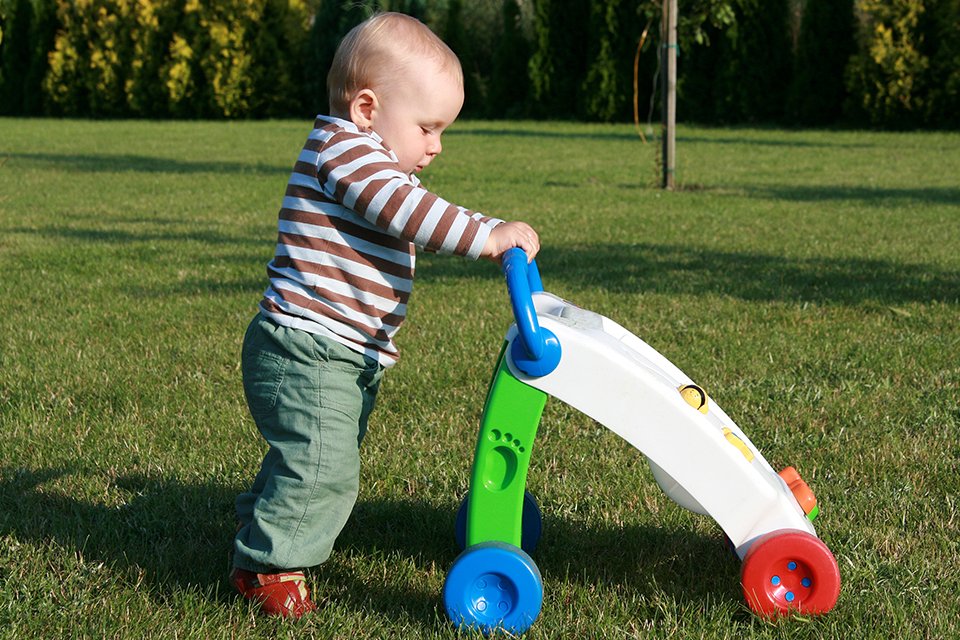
[
  {"xmin": 0, "ymin": 467, "xmax": 238, "ymax": 601},
  {"xmin": 418, "ymin": 243, "xmax": 960, "ymax": 305},
  {"xmin": 328, "ymin": 496, "xmax": 740, "ymax": 627},
  {"xmin": 676, "ymin": 133, "xmax": 876, "ymax": 149},
  {"xmin": 747, "ymin": 184, "xmax": 960, "ymax": 207},
  {"xmin": 4, "ymin": 151, "xmax": 290, "ymax": 175},
  {"xmin": 1, "ymin": 467, "xmax": 738, "ymax": 626},
  {"xmin": 12, "ymin": 220, "xmax": 265, "ymax": 248},
  {"xmin": 447, "ymin": 127, "xmax": 640, "ymax": 142},
  {"xmin": 448, "ymin": 127, "xmax": 874, "ymax": 149},
  {"xmin": 12, "ymin": 176, "xmax": 958, "ymax": 305},
  {"xmin": 17, "ymin": 221, "xmax": 954, "ymax": 305}
]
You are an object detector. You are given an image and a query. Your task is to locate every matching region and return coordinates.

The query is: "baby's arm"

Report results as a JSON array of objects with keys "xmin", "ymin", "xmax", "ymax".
[
  {"xmin": 318, "ymin": 131, "xmax": 497, "ymax": 259},
  {"xmin": 317, "ymin": 129, "xmax": 540, "ymax": 263},
  {"xmin": 481, "ymin": 221, "xmax": 540, "ymax": 263}
]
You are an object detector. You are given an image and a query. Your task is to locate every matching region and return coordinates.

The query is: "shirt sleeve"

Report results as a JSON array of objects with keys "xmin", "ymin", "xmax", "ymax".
[{"xmin": 316, "ymin": 130, "xmax": 502, "ymax": 260}]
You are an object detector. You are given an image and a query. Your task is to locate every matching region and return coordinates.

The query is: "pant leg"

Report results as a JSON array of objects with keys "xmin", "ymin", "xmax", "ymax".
[
  {"xmin": 235, "ymin": 319, "xmax": 283, "ymax": 528},
  {"xmin": 236, "ymin": 314, "xmax": 286, "ymax": 528},
  {"xmin": 234, "ymin": 446, "xmax": 280, "ymax": 528},
  {"xmin": 233, "ymin": 315, "xmax": 383, "ymax": 572}
]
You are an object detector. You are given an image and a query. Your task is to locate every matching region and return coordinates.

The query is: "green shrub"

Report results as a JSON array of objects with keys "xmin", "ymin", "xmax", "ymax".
[
  {"xmin": 0, "ymin": 0, "xmax": 33, "ymax": 114},
  {"xmin": 42, "ymin": 0, "xmax": 310, "ymax": 118},
  {"xmin": 922, "ymin": 0, "xmax": 960, "ymax": 127},
  {"xmin": 716, "ymin": 0, "xmax": 792, "ymax": 123},
  {"xmin": 487, "ymin": 0, "xmax": 532, "ymax": 119},
  {"xmin": 43, "ymin": 0, "xmax": 124, "ymax": 116},
  {"xmin": 788, "ymin": 0, "xmax": 856, "ymax": 125},
  {"xmin": 845, "ymin": 0, "xmax": 930, "ymax": 127},
  {"xmin": 528, "ymin": 0, "xmax": 591, "ymax": 118},
  {"xmin": 302, "ymin": 0, "xmax": 373, "ymax": 117},
  {"xmin": 5, "ymin": 0, "xmax": 957, "ymax": 125}
]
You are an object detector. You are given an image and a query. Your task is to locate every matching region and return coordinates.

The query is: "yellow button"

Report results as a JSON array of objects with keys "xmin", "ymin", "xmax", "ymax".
[
  {"xmin": 678, "ymin": 384, "xmax": 709, "ymax": 414},
  {"xmin": 722, "ymin": 427, "xmax": 754, "ymax": 462}
]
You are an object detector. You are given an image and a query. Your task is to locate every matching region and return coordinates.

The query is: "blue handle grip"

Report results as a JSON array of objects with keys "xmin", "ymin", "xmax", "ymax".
[{"xmin": 502, "ymin": 248, "xmax": 544, "ymax": 359}]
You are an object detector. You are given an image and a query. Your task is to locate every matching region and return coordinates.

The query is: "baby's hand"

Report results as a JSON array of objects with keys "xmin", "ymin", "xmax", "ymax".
[{"xmin": 482, "ymin": 221, "xmax": 540, "ymax": 263}]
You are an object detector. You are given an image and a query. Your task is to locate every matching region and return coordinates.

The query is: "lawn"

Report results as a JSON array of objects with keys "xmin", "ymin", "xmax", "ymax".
[{"xmin": 0, "ymin": 117, "xmax": 958, "ymax": 639}]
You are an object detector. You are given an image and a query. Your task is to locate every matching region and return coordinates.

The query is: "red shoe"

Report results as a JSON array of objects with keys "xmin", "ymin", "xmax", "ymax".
[{"xmin": 230, "ymin": 567, "xmax": 317, "ymax": 618}]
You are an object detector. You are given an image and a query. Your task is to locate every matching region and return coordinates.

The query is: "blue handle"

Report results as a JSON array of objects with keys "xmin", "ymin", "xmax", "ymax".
[
  {"xmin": 502, "ymin": 248, "xmax": 544, "ymax": 358},
  {"xmin": 502, "ymin": 248, "xmax": 561, "ymax": 376}
]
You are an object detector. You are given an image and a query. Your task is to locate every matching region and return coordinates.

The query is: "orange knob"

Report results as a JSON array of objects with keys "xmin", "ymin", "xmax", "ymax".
[{"xmin": 779, "ymin": 466, "xmax": 818, "ymax": 517}]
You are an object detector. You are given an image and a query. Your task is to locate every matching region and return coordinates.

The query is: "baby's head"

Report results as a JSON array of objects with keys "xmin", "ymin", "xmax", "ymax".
[
  {"xmin": 327, "ymin": 13, "xmax": 462, "ymax": 117},
  {"xmin": 327, "ymin": 12, "xmax": 465, "ymax": 175}
]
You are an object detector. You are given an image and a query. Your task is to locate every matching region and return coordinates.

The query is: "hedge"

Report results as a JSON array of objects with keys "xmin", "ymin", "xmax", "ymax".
[{"xmin": 0, "ymin": 0, "xmax": 958, "ymax": 127}]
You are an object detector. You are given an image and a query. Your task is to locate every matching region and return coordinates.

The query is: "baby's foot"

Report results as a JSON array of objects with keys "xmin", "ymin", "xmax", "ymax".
[{"xmin": 230, "ymin": 568, "xmax": 316, "ymax": 618}]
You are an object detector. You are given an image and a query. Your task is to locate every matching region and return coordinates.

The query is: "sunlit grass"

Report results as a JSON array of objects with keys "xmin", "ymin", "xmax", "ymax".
[{"xmin": 1, "ymin": 118, "xmax": 958, "ymax": 638}]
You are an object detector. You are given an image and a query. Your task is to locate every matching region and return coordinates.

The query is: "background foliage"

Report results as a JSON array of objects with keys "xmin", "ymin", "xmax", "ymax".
[{"xmin": 1, "ymin": 0, "xmax": 958, "ymax": 126}]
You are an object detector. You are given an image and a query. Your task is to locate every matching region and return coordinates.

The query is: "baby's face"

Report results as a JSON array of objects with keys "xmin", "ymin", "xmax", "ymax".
[{"xmin": 370, "ymin": 57, "xmax": 464, "ymax": 176}]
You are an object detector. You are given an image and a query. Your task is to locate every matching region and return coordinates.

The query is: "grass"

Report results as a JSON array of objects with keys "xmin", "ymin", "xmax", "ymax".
[{"xmin": 1, "ymin": 117, "xmax": 958, "ymax": 639}]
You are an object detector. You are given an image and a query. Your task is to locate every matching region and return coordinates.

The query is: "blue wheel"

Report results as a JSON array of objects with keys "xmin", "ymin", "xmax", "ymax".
[
  {"xmin": 455, "ymin": 491, "xmax": 543, "ymax": 554},
  {"xmin": 443, "ymin": 541, "xmax": 543, "ymax": 635}
]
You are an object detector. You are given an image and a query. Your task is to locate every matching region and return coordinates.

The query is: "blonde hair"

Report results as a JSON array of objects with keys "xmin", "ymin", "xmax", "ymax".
[{"xmin": 326, "ymin": 12, "xmax": 463, "ymax": 115}]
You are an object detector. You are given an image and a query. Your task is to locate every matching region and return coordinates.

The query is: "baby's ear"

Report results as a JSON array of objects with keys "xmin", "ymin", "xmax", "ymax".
[{"xmin": 349, "ymin": 89, "xmax": 378, "ymax": 130}]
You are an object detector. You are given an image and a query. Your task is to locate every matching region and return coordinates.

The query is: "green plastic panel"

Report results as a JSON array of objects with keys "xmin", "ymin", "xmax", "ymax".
[{"xmin": 466, "ymin": 345, "xmax": 547, "ymax": 547}]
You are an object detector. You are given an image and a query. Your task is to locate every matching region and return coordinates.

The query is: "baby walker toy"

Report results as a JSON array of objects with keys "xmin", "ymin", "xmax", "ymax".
[{"xmin": 442, "ymin": 249, "xmax": 840, "ymax": 634}]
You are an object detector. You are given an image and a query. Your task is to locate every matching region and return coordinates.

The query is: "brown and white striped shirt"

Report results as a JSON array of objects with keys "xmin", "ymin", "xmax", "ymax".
[{"xmin": 259, "ymin": 116, "xmax": 501, "ymax": 366}]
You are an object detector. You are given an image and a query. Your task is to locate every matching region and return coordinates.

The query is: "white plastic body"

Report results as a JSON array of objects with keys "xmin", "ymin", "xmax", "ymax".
[{"xmin": 506, "ymin": 292, "xmax": 816, "ymax": 558}]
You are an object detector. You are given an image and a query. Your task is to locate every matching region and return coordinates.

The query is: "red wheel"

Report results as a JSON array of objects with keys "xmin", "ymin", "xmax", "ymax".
[{"xmin": 741, "ymin": 529, "xmax": 840, "ymax": 617}]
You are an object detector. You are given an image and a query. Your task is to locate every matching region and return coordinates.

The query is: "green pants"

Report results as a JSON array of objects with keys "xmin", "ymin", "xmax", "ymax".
[{"xmin": 233, "ymin": 314, "xmax": 384, "ymax": 573}]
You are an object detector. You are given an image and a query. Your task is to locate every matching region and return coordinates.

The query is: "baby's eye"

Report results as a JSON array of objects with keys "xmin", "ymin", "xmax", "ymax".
[{"xmin": 420, "ymin": 126, "xmax": 433, "ymax": 135}]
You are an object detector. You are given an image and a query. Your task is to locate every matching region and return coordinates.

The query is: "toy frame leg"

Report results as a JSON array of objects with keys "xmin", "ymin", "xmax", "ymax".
[{"xmin": 465, "ymin": 345, "xmax": 547, "ymax": 548}]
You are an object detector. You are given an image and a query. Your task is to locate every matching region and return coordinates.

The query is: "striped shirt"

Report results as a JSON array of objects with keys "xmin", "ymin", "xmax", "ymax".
[{"xmin": 259, "ymin": 116, "xmax": 501, "ymax": 367}]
